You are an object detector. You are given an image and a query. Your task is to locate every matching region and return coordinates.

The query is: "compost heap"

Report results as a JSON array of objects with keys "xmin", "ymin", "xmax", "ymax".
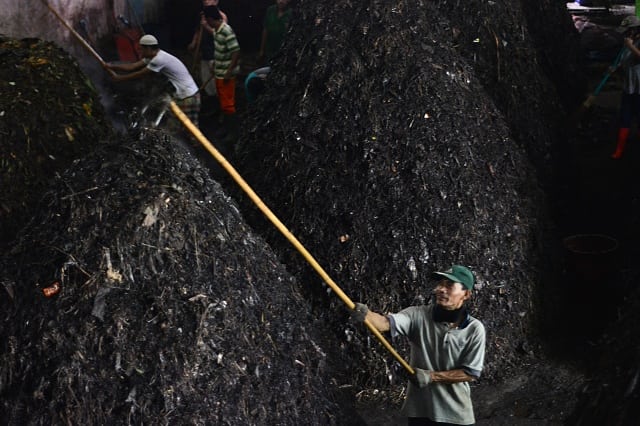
[
  {"xmin": 0, "ymin": 37, "xmax": 361, "ymax": 425},
  {"xmin": 238, "ymin": 0, "xmax": 552, "ymax": 389},
  {"xmin": 235, "ymin": 0, "xmax": 640, "ymax": 422},
  {"xmin": 3, "ymin": 0, "xmax": 640, "ymax": 423},
  {"xmin": 0, "ymin": 37, "xmax": 114, "ymax": 248}
]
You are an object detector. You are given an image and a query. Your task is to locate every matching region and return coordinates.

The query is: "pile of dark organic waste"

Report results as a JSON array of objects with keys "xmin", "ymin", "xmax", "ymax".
[
  {"xmin": 0, "ymin": 36, "xmax": 361, "ymax": 425},
  {"xmin": 3, "ymin": 0, "xmax": 640, "ymax": 423},
  {"xmin": 239, "ymin": 0, "xmax": 555, "ymax": 391},
  {"xmin": 0, "ymin": 37, "xmax": 114, "ymax": 247},
  {"xmin": 235, "ymin": 0, "xmax": 639, "ymax": 422}
]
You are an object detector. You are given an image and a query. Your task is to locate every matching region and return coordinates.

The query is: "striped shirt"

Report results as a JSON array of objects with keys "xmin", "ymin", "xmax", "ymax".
[{"xmin": 213, "ymin": 23, "xmax": 240, "ymax": 79}]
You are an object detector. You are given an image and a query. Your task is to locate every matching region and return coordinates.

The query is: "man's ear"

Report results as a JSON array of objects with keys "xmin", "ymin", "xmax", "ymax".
[{"xmin": 463, "ymin": 290, "xmax": 472, "ymax": 301}]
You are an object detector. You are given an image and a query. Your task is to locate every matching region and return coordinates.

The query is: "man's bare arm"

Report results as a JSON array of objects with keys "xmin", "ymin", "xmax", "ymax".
[
  {"xmin": 431, "ymin": 369, "xmax": 476, "ymax": 384},
  {"xmin": 108, "ymin": 66, "xmax": 152, "ymax": 82},
  {"xmin": 106, "ymin": 60, "xmax": 146, "ymax": 72},
  {"xmin": 364, "ymin": 310, "xmax": 390, "ymax": 332}
]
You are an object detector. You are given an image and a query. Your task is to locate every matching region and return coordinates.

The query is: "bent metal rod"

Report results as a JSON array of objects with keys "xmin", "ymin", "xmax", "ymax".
[{"xmin": 169, "ymin": 101, "xmax": 415, "ymax": 375}]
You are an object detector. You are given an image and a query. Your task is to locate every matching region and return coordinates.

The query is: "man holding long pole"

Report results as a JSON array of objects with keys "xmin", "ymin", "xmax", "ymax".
[
  {"xmin": 105, "ymin": 34, "xmax": 201, "ymax": 128},
  {"xmin": 41, "ymin": 0, "xmax": 420, "ymax": 382},
  {"xmin": 352, "ymin": 265, "xmax": 486, "ymax": 426}
]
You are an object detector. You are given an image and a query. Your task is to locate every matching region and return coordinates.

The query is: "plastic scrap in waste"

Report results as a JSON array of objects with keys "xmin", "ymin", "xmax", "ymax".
[{"xmin": 42, "ymin": 281, "xmax": 60, "ymax": 297}]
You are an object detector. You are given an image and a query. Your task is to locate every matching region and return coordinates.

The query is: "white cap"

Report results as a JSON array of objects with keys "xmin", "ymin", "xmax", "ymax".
[{"xmin": 139, "ymin": 35, "xmax": 159, "ymax": 46}]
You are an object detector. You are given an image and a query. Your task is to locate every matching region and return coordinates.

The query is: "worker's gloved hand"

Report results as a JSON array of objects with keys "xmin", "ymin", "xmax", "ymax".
[
  {"xmin": 410, "ymin": 368, "xmax": 433, "ymax": 388},
  {"xmin": 351, "ymin": 303, "xmax": 369, "ymax": 323}
]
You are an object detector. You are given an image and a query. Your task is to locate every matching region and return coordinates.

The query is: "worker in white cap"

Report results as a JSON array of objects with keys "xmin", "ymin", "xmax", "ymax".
[{"xmin": 106, "ymin": 34, "xmax": 201, "ymax": 127}]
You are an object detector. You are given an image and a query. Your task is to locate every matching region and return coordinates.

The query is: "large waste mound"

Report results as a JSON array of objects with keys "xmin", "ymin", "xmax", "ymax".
[
  {"xmin": 236, "ymin": 0, "xmax": 552, "ymax": 392},
  {"xmin": 0, "ymin": 37, "xmax": 361, "ymax": 424},
  {"xmin": 0, "ymin": 129, "xmax": 361, "ymax": 425},
  {"xmin": 434, "ymin": 0, "xmax": 580, "ymax": 181},
  {"xmin": 0, "ymin": 36, "xmax": 114, "ymax": 248},
  {"xmin": 233, "ymin": 0, "xmax": 640, "ymax": 420}
]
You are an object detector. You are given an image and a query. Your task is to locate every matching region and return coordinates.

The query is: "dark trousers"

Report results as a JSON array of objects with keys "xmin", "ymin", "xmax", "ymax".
[
  {"xmin": 619, "ymin": 93, "xmax": 640, "ymax": 128},
  {"xmin": 408, "ymin": 418, "xmax": 474, "ymax": 426}
]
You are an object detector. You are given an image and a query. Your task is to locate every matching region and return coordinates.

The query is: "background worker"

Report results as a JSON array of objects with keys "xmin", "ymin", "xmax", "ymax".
[
  {"xmin": 106, "ymin": 34, "xmax": 201, "ymax": 127},
  {"xmin": 611, "ymin": 15, "xmax": 640, "ymax": 159},
  {"xmin": 258, "ymin": 0, "xmax": 292, "ymax": 65},
  {"xmin": 188, "ymin": 1, "xmax": 228, "ymax": 99},
  {"xmin": 244, "ymin": 66, "xmax": 271, "ymax": 103},
  {"xmin": 352, "ymin": 265, "xmax": 486, "ymax": 426},
  {"xmin": 201, "ymin": 6, "xmax": 240, "ymax": 143}
]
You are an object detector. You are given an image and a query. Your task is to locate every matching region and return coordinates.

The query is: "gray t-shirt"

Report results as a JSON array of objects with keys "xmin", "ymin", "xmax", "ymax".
[{"xmin": 389, "ymin": 304, "xmax": 485, "ymax": 424}]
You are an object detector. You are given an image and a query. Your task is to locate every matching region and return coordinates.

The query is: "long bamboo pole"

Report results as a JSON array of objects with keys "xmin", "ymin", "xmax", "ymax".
[{"xmin": 169, "ymin": 101, "xmax": 415, "ymax": 375}]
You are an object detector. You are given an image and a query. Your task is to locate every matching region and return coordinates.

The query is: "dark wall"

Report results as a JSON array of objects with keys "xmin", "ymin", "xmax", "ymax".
[
  {"xmin": 164, "ymin": 0, "xmax": 273, "ymax": 52},
  {"xmin": 165, "ymin": 0, "xmax": 202, "ymax": 49},
  {"xmin": 221, "ymin": 0, "xmax": 273, "ymax": 52}
]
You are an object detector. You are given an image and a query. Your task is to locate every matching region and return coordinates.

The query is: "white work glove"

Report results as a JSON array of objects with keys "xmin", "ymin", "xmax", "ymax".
[{"xmin": 411, "ymin": 368, "xmax": 433, "ymax": 388}]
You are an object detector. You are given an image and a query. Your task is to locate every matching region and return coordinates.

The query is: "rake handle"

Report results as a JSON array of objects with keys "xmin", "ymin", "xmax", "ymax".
[{"xmin": 42, "ymin": 0, "xmax": 107, "ymax": 68}]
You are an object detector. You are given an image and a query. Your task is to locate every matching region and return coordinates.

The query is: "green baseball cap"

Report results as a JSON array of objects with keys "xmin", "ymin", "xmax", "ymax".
[{"xmin": 433, "ymin": 265, "xmax": 475, "ymax": 290}]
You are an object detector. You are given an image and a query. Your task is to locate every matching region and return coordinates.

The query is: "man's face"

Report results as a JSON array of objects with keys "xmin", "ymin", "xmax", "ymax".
[
  {"xmin": 140, "ymin": 46, "xmax": 156, "ymax": 59},
  {"xmin": 206, "ymin": 16, "xmax": 222, "ymax": 29},
  {"xmin": 433, "ymin": 279, "xmax": 470, "ymax": 310}
]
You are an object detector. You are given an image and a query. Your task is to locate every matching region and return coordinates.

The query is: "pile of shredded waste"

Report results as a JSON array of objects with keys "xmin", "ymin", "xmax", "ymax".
[
  {"xmin": 237, "ymin": 0, "xmax": 552, "ymax": 390},
  {"xmin": 0, "ymin": 36, "xmax": 114, "ymax": 248},
  {"xmin": 3, "ymin": 0, "xmax": 640, "ymax": 423},
  {"xmin": 0, "ymin": 37, "xmax": 361, "ymax": 424},
  {"xmin": 233, "ymin": 0, "xmax": 640, "ymax": 422}
]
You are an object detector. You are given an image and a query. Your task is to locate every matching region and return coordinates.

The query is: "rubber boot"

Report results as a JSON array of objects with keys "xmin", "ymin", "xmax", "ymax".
[{"xmin": 611, "ymin": 127, "xmax": 629, "ymax": 159}]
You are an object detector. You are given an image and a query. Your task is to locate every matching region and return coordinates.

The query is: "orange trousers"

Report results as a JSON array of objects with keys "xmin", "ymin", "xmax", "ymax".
[{"xmin": 215, "ymin": 78, "xmax": 236, "ymax": 115}]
